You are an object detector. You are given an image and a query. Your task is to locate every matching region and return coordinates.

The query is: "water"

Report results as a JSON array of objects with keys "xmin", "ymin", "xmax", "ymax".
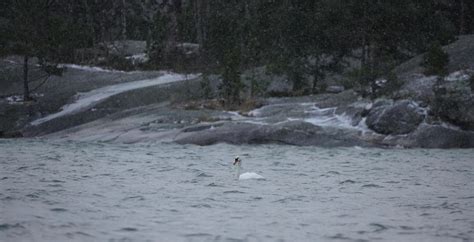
[{"xmin": 1, "ymin": 139, "xmax": 473, "ymax": 241}]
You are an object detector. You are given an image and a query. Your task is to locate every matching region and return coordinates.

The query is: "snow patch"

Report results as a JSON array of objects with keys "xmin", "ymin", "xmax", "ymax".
[
  {"xmin": 31, "ymin": 72, "xmax": 200, "ymax": 126},
  {"xmin": 247, "ymin": 102, "xmax": 371, "ymax": 132},
  {"xmin": 125, "ymin": 53, "xmax": 149, "ymax": 64},
  {"xmin": 375, "ymin": 78, "xmax": 387, "ymax": 87},
  {"xmin": 176, "ymin": 43, "xmax": 200, "ymax": 55},
  {"xmin": 4, "ymin": 59, "xmax": 18, "ymax": 65},
  {"xmin": 302, "ymin": 106, "xmax": 368, "ymax": 131},
  {"xmin": 444, "ymin": 70, "xmax": 471, "ymax": 82},
  {"xmin": 59, "ymin": 64, "xmax": 126, "ymax": 73},
  {"xmin": 4, "ymin": 93, "xmax": 44, "ymax": 104}
]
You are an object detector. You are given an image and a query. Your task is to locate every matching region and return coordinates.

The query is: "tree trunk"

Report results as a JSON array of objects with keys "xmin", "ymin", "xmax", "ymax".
[
  {"xmin": 312, "ymin": 69, "xmax": 319, "ymax": 94},
  {"xmin": 195, "ymin": 1, "xmax": 210, "ymax": 45},
  {"xmin": 459, "ymin": 0, "xmax": 466, "ymax": 35},
  {"xmin": 194, "ymin": 0, "xmax": 209, "ymax": 66},
  {"xmin": 121, "ymin": 0, "xmax": 127, "ymax": 40},
  {"xmin": 312, "ymin": 59, "xmax": 320, "ymax": 93},
  {"xmin": 194, "ymin": 0, "xmax": 204, "ymax": 47},
  {"xmin": 160, "ymin": 0, "xmax": 180, "ymax": 65},
  {"xmin": 83, "ymin": 0, "xmax": 96, "ymax": 46},
  {"xmin": 361, "ymin": 36, "xmax": 367, "ymax": 68},
  {"xmin": 23, "ymin": 55, "xmax": 31, "ymax": 102}
]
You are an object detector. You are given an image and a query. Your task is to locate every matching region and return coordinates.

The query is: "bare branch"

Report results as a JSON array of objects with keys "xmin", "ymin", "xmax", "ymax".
[{"xmin": 30, "ymin": 75, "xmax": 50, "ymax": 93}]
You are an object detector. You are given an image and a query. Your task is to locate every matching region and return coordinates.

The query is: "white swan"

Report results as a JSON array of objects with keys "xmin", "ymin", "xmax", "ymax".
[
  {"xmin": 239, "ymin": 172, "xmax": 265, "ymax": 180},
  {"xmin": 233, "ymin": 156, "xmax": 264, "ymax": 180}
]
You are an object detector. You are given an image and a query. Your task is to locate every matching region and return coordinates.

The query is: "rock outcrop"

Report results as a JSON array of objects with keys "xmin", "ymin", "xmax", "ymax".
[
  {"xmin": 431, "ymin": 74, "xmax": 474, "ymax": 131},
  {"xmin": 175, "ymin": 121, "xmax": 374, "ymax": 147},
  {"xmin": 365, "ymin": 100, "xmax": 425, "ymax": 135},
  {"xmin": 409, "ymin": 124, "xmax": 474, "ymax": 148},
  {"xmin": 396, "ymin": 74, "xmax": 438, "ymax": 103},
  {"xmin": 326, "ymin": 85, "xmax": 345, "ymax": 94}
]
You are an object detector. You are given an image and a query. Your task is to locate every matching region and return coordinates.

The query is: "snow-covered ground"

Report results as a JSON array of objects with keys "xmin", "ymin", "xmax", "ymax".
[
  {"xmin": 59, "ymin": 64, "xmax": 127, "ymax": 73},
  {"xmin": 31, "ymin": 72, "xmax": 200, "ymax": 126},
  {"xmin": 3, "ymin": 93, "xmax": 44, "ymax": 104}
]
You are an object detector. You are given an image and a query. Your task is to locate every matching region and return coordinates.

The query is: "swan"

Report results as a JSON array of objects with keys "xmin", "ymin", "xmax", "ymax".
[{"xmin": 233, "ymin": 156, "xmax": 264, "ymax": 180}]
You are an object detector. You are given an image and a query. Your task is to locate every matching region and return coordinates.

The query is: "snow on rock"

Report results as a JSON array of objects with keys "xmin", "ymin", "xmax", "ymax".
[
  {"xmin": 444, "ymin": 70, "xmax": 472, "ymax": 82},
  {"xmin": 247, "ymin": 102, "xmax": 370, "ymax": 132},
  {"xmin": 5, "ymin": 95, "xmax": 23, "ymax": 104},
  {"xmin": 59, "ymin": 64, "xmax": 126, "ymax": 73},
  {"xmin": 176, "ymin": 43, "xmax": 200, "ymax": 55},
  {"xmin": 31, "ymin": 72, "xmax": 200, "ymax": 126},
  {"xmin": 326, "ymin": 85, "xmax": 345, "ymax": 93},
  {"xmin": 301, "ymin": 105, "xmax": 368, "ymax": 131},
  {"xmin": 4, "ymin": 93, "xmax": 44, "ymax": 104},
  {"xmin": 125, "ymin": 53, "xmax": 149, "ymax": 64}
]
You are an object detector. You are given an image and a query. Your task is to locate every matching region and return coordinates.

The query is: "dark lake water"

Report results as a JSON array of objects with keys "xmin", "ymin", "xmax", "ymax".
[{"xmin": 1, "ymin": 139, "xmax": 473, "ymax": 241}]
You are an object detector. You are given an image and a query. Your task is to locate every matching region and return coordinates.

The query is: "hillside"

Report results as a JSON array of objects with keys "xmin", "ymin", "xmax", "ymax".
[{"xmin": 394, "ymin": 35, "xmax": 474, "ymax": 76}]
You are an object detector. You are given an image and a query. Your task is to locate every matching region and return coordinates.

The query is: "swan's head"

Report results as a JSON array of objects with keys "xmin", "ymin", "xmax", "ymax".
[{"xmin": 233, "ymin": 156, "xmax": 241, "ymax": 165}]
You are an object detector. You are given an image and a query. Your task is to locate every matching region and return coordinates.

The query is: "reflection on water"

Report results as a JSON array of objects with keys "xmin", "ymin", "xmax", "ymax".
[{"xmin": 1, "ymin": 139, "xmax": 473, "ymax": 241}]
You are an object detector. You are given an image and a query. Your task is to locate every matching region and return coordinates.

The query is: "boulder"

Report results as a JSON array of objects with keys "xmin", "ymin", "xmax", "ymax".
[
  {"xmin": 266, "ymin": 80, "xmax": 292, "ymax": 96},
  {"xmin": 326, "ymin": 85, "xmax": 345, "ymax": 93},
  {"xmin": 366, "ymin": 99, "xmax": 425, "ymax": 135},
  {"xmin": 0, "ymin": 130, "xmax": 23, "ymax": 138},
  {"xmin": 409, "ymin": 124, "xmax": 474, "ymax": 148}
]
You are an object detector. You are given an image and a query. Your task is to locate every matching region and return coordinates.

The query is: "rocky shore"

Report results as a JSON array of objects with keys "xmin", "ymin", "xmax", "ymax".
[
  {"xmin": 2, "ymin": 36, "xmax": 474, "ymax": 148},
  {"xmin": 29, "ymin": 84, "xmax": 473, "ymax": 148}
]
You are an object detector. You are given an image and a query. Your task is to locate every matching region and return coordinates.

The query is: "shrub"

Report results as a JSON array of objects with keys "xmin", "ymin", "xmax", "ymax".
[
  {"xmin": 347, "ymin": 66, "xmax": 377, "ymax": 88},
  {"xmin": 346, "ymin": 66, "xmax": 379, "ymax": 97},
  {"xmin": 423, "ymin": 42, "xmax": 449, "ymax": 76},
  {"xmin": 339, "ymin": 77, "xmax": 356, "ymax": 90},
  {"xmin": 238, "ymin": 98, "xmax": 264, "ymax": 115},
  {"xmin": 101, "ymin": 55, "xmax": 135, "ymax": 71},
  {"xmin": 378, "ymin": 72, "xmax": 404, "ymax": 97},
  {"xmin": 245, "ymin": 74, "xmax": 269, "ymax": 98},
  {"xmin": 200, "ymin": 75, "xmax": 213, "ymax": 99},
  {"xmin": 470, "ymin": 76, "xmax": 474, "ymax": 92}
]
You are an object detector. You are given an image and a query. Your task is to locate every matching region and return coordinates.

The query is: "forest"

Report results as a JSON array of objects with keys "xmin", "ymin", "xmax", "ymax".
[{"xmin": 1, "ymin": 0, "xmax": 473, "ymax": 104}]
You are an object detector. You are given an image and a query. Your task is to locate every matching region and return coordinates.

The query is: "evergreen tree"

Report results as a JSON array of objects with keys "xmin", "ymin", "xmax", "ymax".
[
  {"xmin": 423, "ymin": 42, "xmax": 449, "ymax": 76},
  {"xmin": 1, "ymin": 0, "xmax": 69, "ymax": 101},
  {"xmin": 1, "ymin": 0, "xmax": 466, "ymax": 102},
  {"xmin": 149, "ymin": 10, "xmax": 170, "ymax": 67},
  {"xmin": 207, "ymin": 0, "xmax": 243, "ymax": 105}
]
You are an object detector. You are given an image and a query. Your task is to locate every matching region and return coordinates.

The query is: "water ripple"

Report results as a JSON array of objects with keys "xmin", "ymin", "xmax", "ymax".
[{"xmin": 0, "ymin": 139, "xmax": 473, "ymax": 241}]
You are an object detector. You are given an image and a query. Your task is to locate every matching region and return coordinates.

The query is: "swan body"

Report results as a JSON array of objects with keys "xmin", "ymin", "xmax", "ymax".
[{"xmin": 239, "ymin": 172, "xmax": 265, "ymax": 180}]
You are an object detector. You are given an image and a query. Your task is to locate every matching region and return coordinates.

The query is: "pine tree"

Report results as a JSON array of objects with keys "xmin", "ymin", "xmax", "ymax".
[
  {"xmin": 423, "ymin": 42, "xmax": 449, "ymax": 76},
  {"xmin": 2, "ymin": 0, "xmax": 69, "ymax": 102},
  {"xmin": 207, "ymin": 0, "xmax": 243, "ymax": 105}
]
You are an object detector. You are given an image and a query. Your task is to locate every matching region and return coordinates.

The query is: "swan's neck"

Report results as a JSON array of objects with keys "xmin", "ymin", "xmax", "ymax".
[{"xmin": 235, "ymin": 163, "xmax": 241, "ymax": 178}]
